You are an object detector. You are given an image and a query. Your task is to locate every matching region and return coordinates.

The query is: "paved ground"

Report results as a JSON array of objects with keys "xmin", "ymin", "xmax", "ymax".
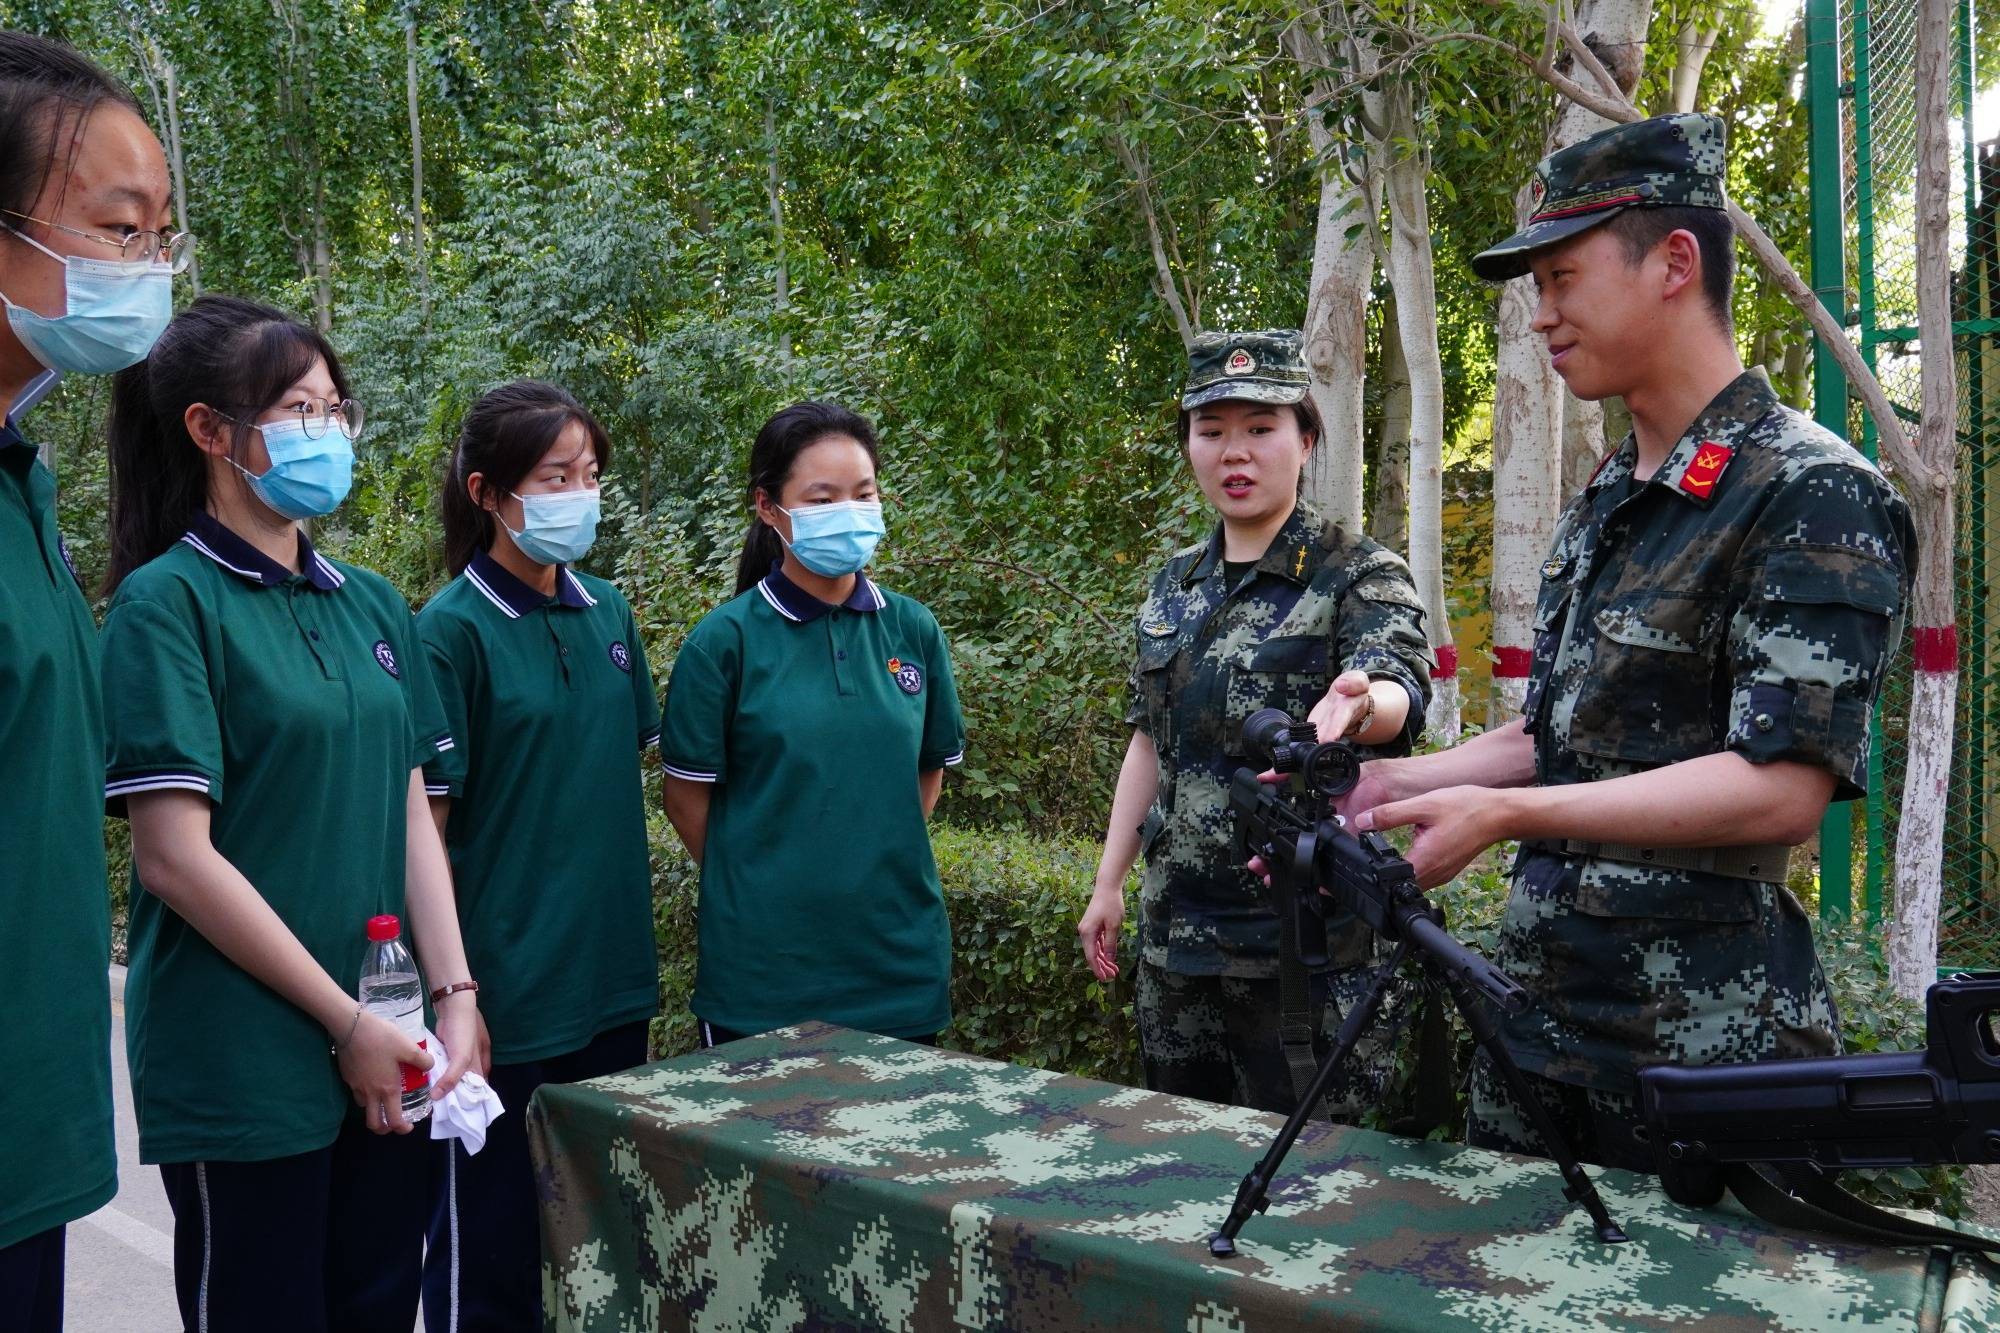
[{"xmin": 68, "ymin": 966, "xmax": 177, "ymax": 1331}]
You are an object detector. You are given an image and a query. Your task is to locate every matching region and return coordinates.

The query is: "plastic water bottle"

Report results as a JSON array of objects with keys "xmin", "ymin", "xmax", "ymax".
[{"xmin": 358, "ymin": 914, "xmax": 432, "ymax": 1125}]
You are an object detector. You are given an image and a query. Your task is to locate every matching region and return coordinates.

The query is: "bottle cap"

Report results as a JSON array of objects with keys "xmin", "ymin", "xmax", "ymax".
[{"xmin": 366, "ymin": 914, "xmax": 401, "ymax": 942}]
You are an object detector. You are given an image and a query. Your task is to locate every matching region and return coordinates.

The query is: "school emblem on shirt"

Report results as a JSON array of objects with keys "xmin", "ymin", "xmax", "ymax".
[
  {"xmin": 372, "ymin": 640, "xmax": 399, "ymax": 678},
  {"xmin": 609, "ymin": 641, "xmax": 633, "ymax": 673},
  {"xmin": 1678, "ymin": 440, "xmax": 1735, "ymax": 500},
  {"xmin": 1224, "ymin": 349, "xmax": 1256, "ymax": 376},
  {"xmin": 888, "ymin": 657, "xmax": 924, "ymax": 695}
]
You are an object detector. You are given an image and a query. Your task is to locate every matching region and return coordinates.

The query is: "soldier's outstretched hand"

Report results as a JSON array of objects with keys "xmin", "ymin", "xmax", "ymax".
[{"xmin": 1351, "ymin": 786, "xmax": 1501, "ymax": 889}]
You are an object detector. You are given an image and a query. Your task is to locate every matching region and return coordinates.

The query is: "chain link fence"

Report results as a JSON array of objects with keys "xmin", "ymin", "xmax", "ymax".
[{"xmin": 1827, "ymin": 0, "xmax": 1998, "ymax": 964}]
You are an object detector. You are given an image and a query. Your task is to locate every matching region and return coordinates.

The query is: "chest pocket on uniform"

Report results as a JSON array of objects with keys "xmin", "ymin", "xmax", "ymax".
[
  {"xmin": 1223, "ymin": 635, "xmax": 1330, "ymax": 757},
  {"xmin": 1567, "ymin": 589, "xmax": 1726, "ymax": 763}
]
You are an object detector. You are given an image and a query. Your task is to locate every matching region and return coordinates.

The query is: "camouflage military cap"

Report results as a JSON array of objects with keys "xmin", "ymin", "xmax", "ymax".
[
  {"xmin": 1472, "ymin": 113, "xmax": 1729, "ymax": 281},
  {"xmin": 1181, "ymin": 329, "xmax": 1311, "ymax": 410}
]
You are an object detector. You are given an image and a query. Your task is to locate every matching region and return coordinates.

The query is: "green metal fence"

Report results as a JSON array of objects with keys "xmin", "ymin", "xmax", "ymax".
[{"xmin": 1807, "ymin": 0, "xmax": 2000, "ymax": 961}]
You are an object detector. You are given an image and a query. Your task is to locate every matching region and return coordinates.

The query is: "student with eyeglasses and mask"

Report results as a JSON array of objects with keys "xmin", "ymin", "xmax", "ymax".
[
  {"xmin": 97, "ymin": 296, "xmax": 481, "ymax": 1333},
  {"xmin": 416, "ymin": 381, "xmax": 661, "ymax": 1332},
  {"xmin": 661, "ymin": 401, "xmax": 965, "ymax": 1050},
  {"xmin": 0, "ymin": 31, "xmax": 190, "ymax": 1333}
]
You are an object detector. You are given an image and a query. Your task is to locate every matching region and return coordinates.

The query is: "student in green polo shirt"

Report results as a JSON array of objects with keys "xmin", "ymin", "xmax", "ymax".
[
  {"xmin": 416, "ymin": 380, "xmax": 661, "ymax": 1333},
  {"xmin": 0, "ymin": 33, "xmax": 180, "ymax": 1333},
  {"xmin": 98, "ymin": 296, "xmax": 482, "ymax": 1333},
  {"xmin": 663, "ymin": 400, "xmax": 965, "ymax": 1046}
]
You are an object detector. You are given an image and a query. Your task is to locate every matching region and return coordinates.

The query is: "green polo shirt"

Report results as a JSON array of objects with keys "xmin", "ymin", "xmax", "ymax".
[
  {"xmin": 418, "ymin": 548, "xmax": 661, "ymax": 1065},
  {"xmin": 663, "ymin": 566, "xmax": 965, "ymax": 1038},
  {"xmin": 0, "ymin": 419, "xmax": 116, "ymax": 1248},
  {"xmin": 101, "ymin": 513, "xmax": 458, "ymax": 1164}
]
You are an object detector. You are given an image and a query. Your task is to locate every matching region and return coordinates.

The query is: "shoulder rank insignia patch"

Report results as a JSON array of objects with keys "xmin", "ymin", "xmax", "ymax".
[{"xmin": 1678, "ymin": 440, "xmax": 1735, "ymax": 499}]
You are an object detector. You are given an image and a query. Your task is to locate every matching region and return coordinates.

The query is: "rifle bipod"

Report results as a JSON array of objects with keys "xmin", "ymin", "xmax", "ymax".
[{"xmin": 1208, "ymin": 939, "xmax": 1627, "ymax": 1255}]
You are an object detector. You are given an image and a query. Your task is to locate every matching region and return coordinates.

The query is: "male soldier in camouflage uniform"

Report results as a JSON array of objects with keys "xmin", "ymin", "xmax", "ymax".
[
  {"xmin": 1340, "ymin": 114, "xmax": 1915, "ymax": 1168},
  {"xmin": 1076, "ymin": 330, "xmax": 1434, "ymax": 1118}
]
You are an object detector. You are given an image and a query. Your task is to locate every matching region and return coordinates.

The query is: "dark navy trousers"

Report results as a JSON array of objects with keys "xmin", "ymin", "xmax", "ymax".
[
  {"xmin": 0, "ymin": 1225, "xmax": 64, "ymax": 1333},
  {"xmin": 158, "ymin": 1114, "xmax": 429, "ymax": 1333},
  {"xmin": 422, "ymin": 1021, "xmax": 648, "ymax": 1333}
]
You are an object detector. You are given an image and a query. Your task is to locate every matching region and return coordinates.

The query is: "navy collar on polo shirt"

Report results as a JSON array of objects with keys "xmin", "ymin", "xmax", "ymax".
[
  {"xmin": 180, "ymin": 511, "xmax": 344, "ymax": 591},
  {"xmin": 755, "ymin": 561, "xmax": 884, "ymax": 623},
  {"xmin": 463, "ymin": 546, "xmax": 596, "ymax": 620}
]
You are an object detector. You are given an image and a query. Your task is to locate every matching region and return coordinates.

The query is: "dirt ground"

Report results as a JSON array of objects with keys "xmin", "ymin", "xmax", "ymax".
[{"xmin": 1970, "ymin": 1165, "xmax": 2000, "ymax": 1226}]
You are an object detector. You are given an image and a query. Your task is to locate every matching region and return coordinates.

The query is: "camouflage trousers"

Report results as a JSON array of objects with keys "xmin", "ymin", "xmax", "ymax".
[
  {"xmin": 1465, "ymin": 1051, "xmax": 1651, "ymax": 1173},
  {"xmin": 1134, "ymin": 958, "xmax": 1405, "ymax": 1122}
]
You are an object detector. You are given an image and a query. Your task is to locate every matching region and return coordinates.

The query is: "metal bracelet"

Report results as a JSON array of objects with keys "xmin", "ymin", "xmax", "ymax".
[{"xmin": 330, "ymin": 1005, "xmax": 363, "ymax": 1056}]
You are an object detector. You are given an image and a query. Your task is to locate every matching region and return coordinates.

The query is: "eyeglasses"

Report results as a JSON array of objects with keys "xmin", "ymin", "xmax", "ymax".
[
  {"xmin": 216, "ymin": 399, "xmax": 366, "ymax": 442},
  {"xmin": 2, "ymin": 210, "xmax": 196, "ymax": 273}
]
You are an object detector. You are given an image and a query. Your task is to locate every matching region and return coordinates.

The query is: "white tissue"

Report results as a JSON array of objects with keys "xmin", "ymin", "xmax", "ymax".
[{"xmin": 422, "ymin": 1031, "xmax": 505, "ymax": 1154}]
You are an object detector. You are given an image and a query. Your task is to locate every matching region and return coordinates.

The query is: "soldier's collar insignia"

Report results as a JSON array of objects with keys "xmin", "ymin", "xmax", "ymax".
[
  {"xmin": 1143, "ymin": 621, "xmax": 1177, "ymax": 638},
  {"xmin": 1677, "ymin": 439, "xmax": 1735, "ymax": 500},
  {"xmin": 1291, "ymin": 546, "xmax": 1309, "ymax": 578},
  {"xmin": 1224, "ymin": 348, "xmax": 1256, "ymax": 375}
]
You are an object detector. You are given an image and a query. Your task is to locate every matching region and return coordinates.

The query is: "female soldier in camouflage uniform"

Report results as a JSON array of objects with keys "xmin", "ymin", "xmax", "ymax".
[{"xmin": 1077, "ymin": 330, "xmax": 1433, "ymax": 1117}]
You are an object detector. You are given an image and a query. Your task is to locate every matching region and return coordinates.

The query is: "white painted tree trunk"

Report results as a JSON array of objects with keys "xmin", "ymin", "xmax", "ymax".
[
  {"xmin": 1286, "ymin": 16, "xmax": 1371, "ymax": 531},
  {"xmin": 1487, "ymin": 0, "xmax": 1651, "ymax": 723},
  {"xmin": 1889, "ymin": 0, "xmax": 1960, "ymax": 1001},
  {"xmin": 1374, "ymin": 83, "xmax": 1457, "ymax": 742}
]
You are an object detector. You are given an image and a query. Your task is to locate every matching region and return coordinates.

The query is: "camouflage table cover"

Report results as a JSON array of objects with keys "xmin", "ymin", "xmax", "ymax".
[{"xmin": 528, "ymin": 1022, "xmax": 1999, "ymax": 1332}]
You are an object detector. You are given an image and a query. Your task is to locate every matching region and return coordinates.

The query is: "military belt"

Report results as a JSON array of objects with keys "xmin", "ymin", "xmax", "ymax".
[{"xmin": 1523, "ymin": 838, "xmax": 1791, "ymax": 883}]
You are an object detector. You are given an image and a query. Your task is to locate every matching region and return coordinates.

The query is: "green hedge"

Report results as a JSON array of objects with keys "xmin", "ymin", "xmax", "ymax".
[{"xmin": 648, "ymin": 817, "xmax": 1138, "ymax": 1084}]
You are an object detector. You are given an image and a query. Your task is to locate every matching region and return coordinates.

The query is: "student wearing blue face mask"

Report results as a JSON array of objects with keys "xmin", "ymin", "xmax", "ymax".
[
  {"xmin": 98, "ymin": 296, "xmax": 481, "ymax": 1333},
  {"xmin": 417, "ymin": 381, "xmax": 660, "ymax": 1333},
  {"xmin": 0, "ymin": 32, "xmax": 184, "ymax": 1333},
  {"xmin": 662, "ymin": 401, "xmax": 966, "ymax": 1048}
]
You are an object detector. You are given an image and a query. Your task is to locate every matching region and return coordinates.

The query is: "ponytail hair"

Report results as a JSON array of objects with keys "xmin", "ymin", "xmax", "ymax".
[
  {"xmin": 734, "ymin": 400, "xmax": 879, "ymax": 595},
  {"xmin": 0, "ymin": 30, "xmax": 142, "ymax": 220},
  {"xmin": 104, "ymin": 295, "xmax": 350, "ymax": 594},
  {"xmin": 442, "ymin": 380, "xmax": 608, "ymax": 575}
]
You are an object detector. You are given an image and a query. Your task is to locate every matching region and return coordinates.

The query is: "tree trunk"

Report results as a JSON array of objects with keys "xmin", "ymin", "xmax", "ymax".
[
  {"xmin": 1285, "ymin": 14, "xmax": 1372, "ymax": 532},
  {"xmin": 311, "ymin": 177, "xmax": 332, "ymax": 334},
  {"xmin": 1889, "ymin": 0, "xmax": 1960, "ymax": 1001},
  {"xmin": 1111, "ymin": 132, "xmax": 1198, "ymax": 350},
  {"xmin": 1561, "ymin": 392, "xmax": 1606, "ymax": 497},
  {"xmin": 1667, "ymin": 22, "xmax": 1719, "ymax": 113},
  {"xmin": 1489, "ymin": 186, "xmax": 1564, "ymax": 718},
  {"xmin": 406, "ymin": 14, "xmax": 429, "ymax": 329},
  {"xmin": 1373, "ymin": 81, "xmax": 1457, "ymax": 741},
  {"xmin": 1488, "ymin": 0, "xmax": 1652, "ymax": 721},
  {"xmin": 1372, "ymin": 293, "xmax": 1411, "ymax": 550},
  {"xmin": 765, "ymin": 97, "xmax": 788, "ymax": 319}
]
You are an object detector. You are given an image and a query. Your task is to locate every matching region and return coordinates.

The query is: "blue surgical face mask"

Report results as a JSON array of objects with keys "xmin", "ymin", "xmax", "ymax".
[
  {"xmin": 782, "ymin": 499, "xmax": 885, "ymax": 577},
  {"xmin": 505, "ymin": 488, "xmax": 600, "ymax": 565},
  {"xmin": 231, "ymin": 417, "xmax": 355, "ymax": 519},
  {"xmin": 2, "ymin": 225, "xmax": 172, "ymax": 375}
]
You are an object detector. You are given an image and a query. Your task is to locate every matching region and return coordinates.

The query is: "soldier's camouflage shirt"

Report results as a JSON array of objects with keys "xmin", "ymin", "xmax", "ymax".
[
  {"xmin": 1125, "ymin": 502, "xmax": 1433, "ymax": 978},
  {"xmin": 1501, "ymin": 369, "xmax": 1915, "ymax": 1092}
]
